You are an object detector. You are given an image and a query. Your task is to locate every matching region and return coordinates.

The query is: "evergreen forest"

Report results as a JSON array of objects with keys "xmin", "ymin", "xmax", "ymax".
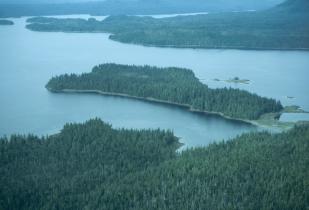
[
  {"xmin": 1, "ymin": 119, "xmax": 308, "ymax": 210},
  {"xmin": 26, "ymin": 0, "xmax": 309, "ymax": 50},
  {"xmin": 46, "ymin": 63, "xmax": 283, "ymax": 120}
]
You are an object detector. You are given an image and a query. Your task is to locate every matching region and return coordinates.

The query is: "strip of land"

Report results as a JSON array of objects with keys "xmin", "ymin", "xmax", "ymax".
[
  {"xmin": 26, "ymin": 0, "xmax": 309, "ymax": 50},
  {"xmin": 44, "ymin": 63, "xmax": 306, "ymax": 131},
  {"xmin": 0, "ymin": 19, "xmax": 13, "ymax": 25},
  {"xmin": 54, "ymin": 88, "xmax": 306, "ymax": 131}
]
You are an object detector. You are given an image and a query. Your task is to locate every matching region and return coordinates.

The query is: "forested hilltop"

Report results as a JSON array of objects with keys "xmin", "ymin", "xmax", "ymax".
[
  {"xmin": 46, "ymin": 64, "xmax": 282, "ymax": 120},
  {"xmin": 0, "ymin": 19, "xmax": 13, "ymax": 25},
  {"xmin": 26, "ymin": 0, "xmax": 309, "ymax": 50},
  {"xmin": 1, "ymin": 119, "xmax": 308, "ymax": 210}
]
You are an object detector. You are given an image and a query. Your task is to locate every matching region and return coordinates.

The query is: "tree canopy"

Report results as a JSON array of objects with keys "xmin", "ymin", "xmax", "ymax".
[
  {"xmin": 26, "ymin": 0, "xmax": 309, "ymax": 50},
  {"xmin": 1, "ymin": 119, "xmax": 308, "ymax": 210},
  {"xmin": 46, "ymin": 63, "xmax": 283, "ymax": 120}
]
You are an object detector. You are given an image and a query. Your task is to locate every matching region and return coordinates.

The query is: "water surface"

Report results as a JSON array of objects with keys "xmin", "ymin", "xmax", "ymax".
[{"xmin": 1, "ymin": 17, "xmax": 308, "ymax": 148}]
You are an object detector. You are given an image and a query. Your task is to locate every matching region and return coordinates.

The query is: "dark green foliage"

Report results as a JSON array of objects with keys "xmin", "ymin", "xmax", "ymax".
[
  {"xmin": 103, "ymin": 124, "xmax": 309, "ymax": 210},
  {"xmin": 27, "ymin": 17, "xmax": 99, "ymax": 32},
  {"xmin": 46, "ymin": 63, "xmax": 283, "ymax": 120},
  {"xmin": 0, "ymin": 118, "xmax": 179, "ymax": 210},
  {"xmin": 26, "ymin": 0, "xmax": 309, "ymax": 50},
  {"xmin": 1, "ymin": 119, "xmax": 308, "ymax": 210},
  {"xmin": 0, "ymin": 19, "xmax": 13, "ymax": 25}
]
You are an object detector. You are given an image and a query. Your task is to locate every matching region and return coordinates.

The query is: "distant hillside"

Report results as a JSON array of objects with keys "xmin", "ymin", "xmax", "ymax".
[
  {"xmin": 272, "ymin": 0, "xmax": 309, "ymax": 12},
  {"xmin": 26, "ymin": 0, "xmax": 309, "ymax": 50},
  {"xmin": 0, "ymin": 19, "xmax": 13, "ymax": 25},
  {"xmin": 0, "ymin": 0, "xmax": 283, "ymax": 17}
]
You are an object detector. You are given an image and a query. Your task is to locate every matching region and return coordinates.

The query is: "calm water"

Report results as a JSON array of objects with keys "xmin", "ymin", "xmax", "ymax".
[{"xmin": 0, "ymin": 16, "xmax": 308, "ymax": 148}]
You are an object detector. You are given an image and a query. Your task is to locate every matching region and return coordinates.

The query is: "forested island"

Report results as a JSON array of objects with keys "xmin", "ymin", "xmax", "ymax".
[
  {"xmin": 0, "ymin": 19, "xmax": 13, "ymax": 25},
  {"xmin": 46, "ymin": 64, "xmax": 283, "ymax": 121},
  {"xmin": 214, "ymin": 77, "xmax": 250, "ymax": 84},
  {"xmin": 1, "ymin": 118, "xmax": 308, "ymax": 210},
  {"xmin": 26, "ymin": 0, "xmax": 309, "ymax": 50}
]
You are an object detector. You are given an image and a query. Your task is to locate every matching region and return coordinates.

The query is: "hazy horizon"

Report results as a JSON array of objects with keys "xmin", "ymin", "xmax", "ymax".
[{"xmin": 0, "ymin": 0, "xmax": 284, "ymax": 6}]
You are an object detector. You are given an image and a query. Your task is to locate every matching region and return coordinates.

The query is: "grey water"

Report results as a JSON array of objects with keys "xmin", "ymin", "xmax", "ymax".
[{"xmin": 0, "ymin": 16, "xmax": 308, "ymax": 148}]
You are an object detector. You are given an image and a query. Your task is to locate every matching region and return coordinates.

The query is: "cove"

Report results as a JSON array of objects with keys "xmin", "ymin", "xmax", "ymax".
[{"xmin": 0, "ymin": 16, "xmax": 308, "ymax": 148}]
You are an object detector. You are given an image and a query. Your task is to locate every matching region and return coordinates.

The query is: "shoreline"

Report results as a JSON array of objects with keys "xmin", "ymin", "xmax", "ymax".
[
  {"xmin": 48, "ymin": 88, "xmax": 295, "ymax": 131},
  {"xmin": 25, "ymin": 27, "xmax": 309, "ymax": 52},
  {"xmin": 109, "ymin": 37, "xmax": 309, "ymax": 52}
]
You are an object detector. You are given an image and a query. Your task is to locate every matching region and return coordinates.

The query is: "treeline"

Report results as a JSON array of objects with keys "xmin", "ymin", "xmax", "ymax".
[
  {"xmin": 46, "ymin": 63, "xmax": 282, "ymax": 120},
  {"xmin": 0, "ymin": 0, "xmax": 279, "ymax": 18},
  {"xmin": 0, "ymin": 19, "xmax": 13, "ymax": 25},
  {"xmin": 1, "ymin": 119, "xmax": 308, "ymax": 209},
  {"xmin": 0, "ymin": 119, "xmax": 179, "ymax": 210},
  {"xmin": 26, "ymin": 0, "xmax": 309, "ymax": 50}
]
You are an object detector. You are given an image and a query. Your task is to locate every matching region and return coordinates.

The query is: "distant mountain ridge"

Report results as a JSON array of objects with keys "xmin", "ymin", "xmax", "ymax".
[
  {"xmin": 270, "ymin": 0, "xmax": 309, "ymax": 12},
  {"xmin": 0, "ymin": 0, "xmax": 284, "ymax": 17}
]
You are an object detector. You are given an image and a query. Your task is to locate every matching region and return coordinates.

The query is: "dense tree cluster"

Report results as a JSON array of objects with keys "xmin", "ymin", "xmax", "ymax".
[
  {"xmin": 100, "ymin": 124, "xmax": 309, "ymax": 210},
  {"xmin": 0, "ymin": 19, "xmax": 13, "ymax": 25},
  {"xmin": 46, "ymin": 63, "xmax": 282, "ymax": 120},
  {"xmin": 1, "ymin": 119, "xmax": 308, "ymax": 210},
  {"xmin": 0, "ymin": 119, "xmax": 179, "ymax": 210},
  {"xmin": 26, "ymin": 0, "xmax": 309, "ymax": 50}
]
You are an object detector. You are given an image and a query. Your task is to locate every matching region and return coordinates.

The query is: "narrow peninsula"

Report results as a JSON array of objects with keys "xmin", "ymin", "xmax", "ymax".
[
  {"xmin": 26, "ymin": 0, "xmax": 309, "ymax": 50},
  {"xmin": 46, "ymin": 63, "xmax": 286, "ymax": 128}
]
